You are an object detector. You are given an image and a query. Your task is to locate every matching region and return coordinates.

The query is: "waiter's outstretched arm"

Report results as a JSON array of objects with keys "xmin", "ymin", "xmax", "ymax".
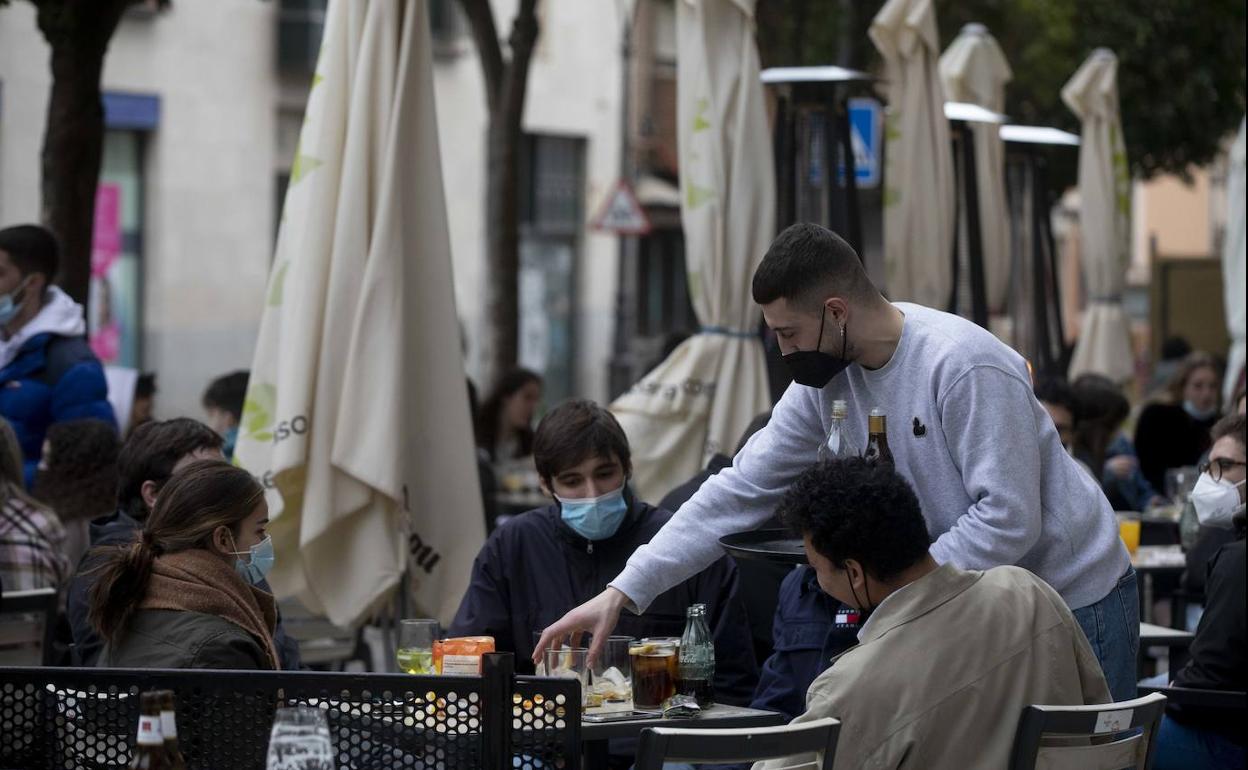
[{"xmin": 534, "ymin": 383, "xmax": 822, "ymax": 664}]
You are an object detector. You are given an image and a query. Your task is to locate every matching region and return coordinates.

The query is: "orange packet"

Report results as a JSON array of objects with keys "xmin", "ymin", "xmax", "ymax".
[{"xmin": 433, "ymin": 636, "xmax": 495, "ymax": 675}]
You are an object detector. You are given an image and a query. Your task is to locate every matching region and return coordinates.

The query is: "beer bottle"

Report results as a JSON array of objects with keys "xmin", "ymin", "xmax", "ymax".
[
  {"xmin": 677, "ymin": 603, "xmax": 715, "ymax": 708},
  {"xmin": 130, "ymin": 691, "xmax": 172, "ymax": 770},
  {"xmin": 863, "ymin": 407, "xmax": 893, "ymax": 466},
  {"xmin": 818, "ymin": 400, "xmax": 861, "ymax": 461},
  {"xmin": 157, "ymin": 690, "xmax": 188, "ymax": 770}
]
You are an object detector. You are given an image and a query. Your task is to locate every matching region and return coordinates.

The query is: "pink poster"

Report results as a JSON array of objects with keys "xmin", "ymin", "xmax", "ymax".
[{"xmin": 92, "ymin": 184, "xmax": 121, "ymax": 278}]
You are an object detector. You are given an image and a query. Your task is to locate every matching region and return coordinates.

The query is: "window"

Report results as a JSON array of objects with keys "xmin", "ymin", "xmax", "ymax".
[
  {"xmin": 636, "ymin": 228, "xmax": 695, "ymax": 338},
  {"xmin": 519, "ymin": 134, "xmax": 586, "ymax": 403},
  {"xmin": 278, "ymin": 0, "xmax": 327, "ymax": 74},
  {"xmin": 89, "ymin": 131, "xmax": 146, "ymax": 368}
]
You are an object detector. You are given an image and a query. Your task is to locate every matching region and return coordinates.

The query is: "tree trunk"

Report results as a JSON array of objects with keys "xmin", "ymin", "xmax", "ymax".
[
  {"xmin": 457, "ymin": 0, "xmax": 539, "ymax": 389},
  {"xmin": 483, "ymin": 113, "xmax": 521, "ymax": 382},
  {"xmin": 34, "ymin": 0, "xmax": 131, "ymax": 307}
]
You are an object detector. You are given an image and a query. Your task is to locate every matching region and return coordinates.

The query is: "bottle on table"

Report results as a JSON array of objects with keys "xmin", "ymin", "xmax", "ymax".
[
  {"xmin": 677, "ymin": 603, "xmax": 715, "ymax": 708},
  {"xmin": 156, "ymin": 690, "xmax": 188, "ymax": 770},
  {"xmin": 130, "ymin": 691, "xmax": 173, "ymax": 770},
  {"xmin": 818, "ymin": 399, "xmax": 861, "ymax": 461},
  {"xmin": 863, "ymin": 407, "xmax": 893, "ymax": 466}
]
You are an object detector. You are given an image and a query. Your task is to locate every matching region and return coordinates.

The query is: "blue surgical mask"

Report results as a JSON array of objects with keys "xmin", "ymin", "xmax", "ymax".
[
  {"xmin": 230, "ymin": 534, "xmax": 276, "ymax": 585},
  {"xmin": 0, "ymin": 278, "xmax": 30, "ymax": 326},
  {"xmin": 1183, "ymin": 400, "xmax": 1218, "ymax": 422},
  {"xmin": 557, "ymin": 485, "xmax": 629, "ymax": 541}
]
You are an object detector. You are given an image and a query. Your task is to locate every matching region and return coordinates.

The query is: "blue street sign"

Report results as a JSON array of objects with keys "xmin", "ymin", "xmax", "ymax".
[{"xmin": 846, "ymin": 97, "xmax": 881, "ymax": 189}]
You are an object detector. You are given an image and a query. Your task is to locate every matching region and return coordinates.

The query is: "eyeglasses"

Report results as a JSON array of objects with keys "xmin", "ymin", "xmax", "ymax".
[{"xmin": 1198, "ymin": 458, "xmax": 1247, "ymax": 482}]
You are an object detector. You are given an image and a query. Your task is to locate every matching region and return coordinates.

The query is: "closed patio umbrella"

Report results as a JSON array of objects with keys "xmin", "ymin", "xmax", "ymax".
[
  {"xmin": 235, "ymin": 0, "xmax": 483, "ymax": 626},
  {"xmin": 940, "ymin": 23, "xmax": 1013, "ymax": 315},
  {"xmin": 1063, "ymin": 49, "xmax": 1134, "ymax": 384},
  {"xmin": 1223, "ymin": 118, "xmax": 1245, "ymax": 401},
  {"xmin": 870, "ymin": 0, "xmax": 956, "ymax": 308},
  {"xmin": 610, "ymin": 0, "xmax": 774, "ymax": 502}
]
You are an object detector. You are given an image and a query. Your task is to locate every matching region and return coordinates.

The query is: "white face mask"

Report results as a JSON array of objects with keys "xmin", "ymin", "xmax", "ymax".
[{"xmin": 1190, "ymin": 472, "xmax": 1246, "ymax": 529}]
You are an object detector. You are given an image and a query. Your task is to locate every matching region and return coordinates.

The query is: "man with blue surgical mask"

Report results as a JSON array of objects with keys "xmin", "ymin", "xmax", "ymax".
[{"xmin": 449, "ymin": 399, "xmax": 757, "ymax": 707}]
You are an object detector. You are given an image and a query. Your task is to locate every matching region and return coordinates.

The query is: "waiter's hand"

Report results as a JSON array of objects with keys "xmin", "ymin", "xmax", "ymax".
[{"xmin": 534, "ymin": 586, "xmax": 629, "ymax": 667}]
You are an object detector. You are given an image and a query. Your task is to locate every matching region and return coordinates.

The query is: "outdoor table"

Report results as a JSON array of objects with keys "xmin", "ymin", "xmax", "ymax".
[
  {"xmin": 580, "ymin": 703, "xmax": 786, "ymax": 769},
  {"xmin": 1131, "ymin": 545, "xmax": 1186, "ymax": 625},
  {"xmin": 1139, "ymin": 621, "xmax": 1195, "ymax": 678}
]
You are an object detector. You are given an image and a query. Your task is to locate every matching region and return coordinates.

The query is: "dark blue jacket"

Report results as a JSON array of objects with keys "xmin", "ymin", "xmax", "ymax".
[
  {"xmin": 67, "ymin": 509, "xmax": 303, "ymax": 671},
  {"xmin": 449, "ymin": 495, "xmax": 759, "ymax": 706},
  {"xmin": 0, "ymin": 333, "xmax": 115, "ymax": 487},
  {"xmin": 750, "ymin": 566, "xmax": 862, "ymax": 721}
]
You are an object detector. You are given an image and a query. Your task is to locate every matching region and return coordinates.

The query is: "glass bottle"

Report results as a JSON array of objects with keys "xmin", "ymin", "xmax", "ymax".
[
  {"xmin": 157, "ymin": 690, "xmax": 188, "ymax": 770},
  {"xmin": 130, "ymin": 691, "xmax": 172, "ymax": 770},
  {"xmin": 818, "ymin": 400, "xmax": 861, "ymax": 461},
  {"xmin": 863, "ymin": 407, "xmax": 894, "ymax": 466},
  {"xmin": 677, "ymin": 603, "xmax": 715, "ymax": 708}
]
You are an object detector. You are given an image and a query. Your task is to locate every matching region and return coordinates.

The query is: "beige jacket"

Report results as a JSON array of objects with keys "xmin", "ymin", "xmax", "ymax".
[{"xmin": 755, "ymin": 564, "xmax": 1111, "ymax": 770}]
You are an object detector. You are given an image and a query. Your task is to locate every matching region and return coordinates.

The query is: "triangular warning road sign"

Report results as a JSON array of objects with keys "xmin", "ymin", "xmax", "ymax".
[{"xmin": 591, "ymin": 180, "xmax": 652, "ymax": 235}]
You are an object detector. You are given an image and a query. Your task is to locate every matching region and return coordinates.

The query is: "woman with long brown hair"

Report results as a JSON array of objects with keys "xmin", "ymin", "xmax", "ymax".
[
  {"xmin": 89, "ymin": 460, "xmax": 279, "ymax": 669},
  {"xmin": 1135, "ymin": 351, "xmax": 1225, "ymax": 494}
]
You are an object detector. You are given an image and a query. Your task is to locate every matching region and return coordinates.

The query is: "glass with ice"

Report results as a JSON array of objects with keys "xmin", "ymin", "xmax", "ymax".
[
  {"xmin": 586, "ymin": 636, "xmax": 634, "ymax": 713},
  {"xmin": 544, "ymin": 647, "xmax": 591, "ymax": 705},
  {"xmin": 396, "ymin": 619, "xmax": 439, "ymax": 674}
]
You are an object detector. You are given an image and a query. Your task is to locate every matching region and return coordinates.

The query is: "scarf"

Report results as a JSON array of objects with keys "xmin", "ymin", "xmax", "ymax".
[{"xmin": 139, "ymin": 548, "xmax": 280, "ymax": 669}]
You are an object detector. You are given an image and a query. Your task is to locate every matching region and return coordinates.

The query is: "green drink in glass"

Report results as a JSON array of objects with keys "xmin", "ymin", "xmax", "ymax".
[{"xmin": 396, "ymin": 619, "xmax": 439, "ymax": 675}]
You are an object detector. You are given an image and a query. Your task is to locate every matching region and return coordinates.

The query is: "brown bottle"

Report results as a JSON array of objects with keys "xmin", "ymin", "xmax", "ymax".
[
  {"xmin": 863, "ymin": 408, "xmax": 894, "ymax": 466},
  {"xmin": 130, "ymin": 691, "xmax": 173, "ymax": 770},
  {"xmin": 157, "ymin": 690, "xmax": 188, "ymax": 770}
]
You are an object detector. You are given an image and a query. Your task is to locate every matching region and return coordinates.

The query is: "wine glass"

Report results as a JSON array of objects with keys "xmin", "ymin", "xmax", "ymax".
[{"xmin": 265, "ymin": 706, "xmax": 334, "ymax": 770}]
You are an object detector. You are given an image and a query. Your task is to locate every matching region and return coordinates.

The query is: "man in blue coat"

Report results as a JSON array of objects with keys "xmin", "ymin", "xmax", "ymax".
[
  {"xmin": 0, "ymin": 225, "xmax": 115, "ymax": 485},
  {"xmin": 449, "ymin": 399, "xmax": 757, "ymax": 706}
]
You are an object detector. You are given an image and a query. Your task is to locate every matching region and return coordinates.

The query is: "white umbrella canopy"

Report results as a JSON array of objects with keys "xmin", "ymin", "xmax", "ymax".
[
  {"xmin": 1223, "ymin": 118, "xmax": 1246, "ymax": 401},
  {"xmin": 1063, "ymin": 49, "xmax": 1134, "ymax": 384},
  {"xmin": 610, "ymin": 0, "xmax": 774, "ymax": 503},
  {"xmin": 235, "ymin": 0, "xmax": 484, "ymax": 627},
  {"xmin": 870, "ymin": 0, "xmax": 956, "ymax": 308},
  {"xmin": 940, "ymin": 23, "xmax": 1013, "ymax": 314}
]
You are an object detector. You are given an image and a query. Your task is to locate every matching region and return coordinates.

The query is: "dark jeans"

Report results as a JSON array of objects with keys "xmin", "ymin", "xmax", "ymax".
[
  {"xmin": 1153, "ymin": 715, "xmax": 1246, "ymax": 770},
  {"xmin": 1072, "ymin": 567, "xmax": 1141, "ymax": 702}
]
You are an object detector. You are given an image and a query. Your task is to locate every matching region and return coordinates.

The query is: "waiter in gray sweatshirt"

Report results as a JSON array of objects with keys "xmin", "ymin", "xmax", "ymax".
[{"xmin": 537, "ymin": 223, "xmax": 1138, "ymax": 701}]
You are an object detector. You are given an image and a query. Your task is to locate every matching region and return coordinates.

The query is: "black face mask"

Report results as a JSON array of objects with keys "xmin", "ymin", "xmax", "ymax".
[
  {"xmin": 781, "ymin": 304, "xmax": 850, "ymax": 389},
  {"xmin": 848, "ymin": 572, "xmax": 877, "ymax": 626}
]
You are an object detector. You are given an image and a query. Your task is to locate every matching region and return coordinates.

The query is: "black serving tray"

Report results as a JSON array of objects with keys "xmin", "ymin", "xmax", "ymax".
[{"xmin": 719, "ymin": 528, "xmax": 808, "ymax": 564}]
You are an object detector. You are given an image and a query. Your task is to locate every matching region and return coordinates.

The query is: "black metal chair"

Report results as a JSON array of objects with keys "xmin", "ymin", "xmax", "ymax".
[
  {"xmin": 1008, "ymin": 692, "xmax": 1167, "ymax": 770},
  {"xmin": 0, "ymin": 587, "xmax": 58, "ymax": 666},
  {"xmin": 634, "ymin": 718, "xmax": 840, "ymax": 770}
]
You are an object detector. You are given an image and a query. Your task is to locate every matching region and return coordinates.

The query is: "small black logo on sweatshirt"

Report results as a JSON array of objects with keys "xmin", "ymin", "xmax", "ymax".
[{"xmin": 913, "ymin": 418, "xmax": 927, "ymax": 437}]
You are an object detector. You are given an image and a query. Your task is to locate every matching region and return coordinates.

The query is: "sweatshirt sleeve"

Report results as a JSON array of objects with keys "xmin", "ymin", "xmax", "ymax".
[
  {"xmin": 928, "ymin": 365, "xmax": 1045, "ymax": 569},
  {"xmin": 611, "ymin": 382, "xmax": 824, "ymax": 613}
]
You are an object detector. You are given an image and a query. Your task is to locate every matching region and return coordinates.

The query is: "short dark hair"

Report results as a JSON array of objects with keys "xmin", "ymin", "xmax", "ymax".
[
  {"xmin": 779, "ymin": 458, "xmax": 931, "ymax": 581},
  {"xmin": 116, "ymin": 418, "xmax": 224, "ymax": 519},
  {"xmin": 0, "ymin": 224, "xmax": 59, "ymax": 282},
  {"xmin": 135, "ymin": 373, "xmax": 158, "ymax": 400},
  {"xmin": 1211, "ymin": 413, "xmax": 1246, "ymax": 448},
  {"xmin": 533, "ymin": 399, "xmax": 632, "ymax": 482},
  {"xmin": 202, "ymin": 370, "xmax": 250, "ymax": 421},
  {"xmin": 752, "ymin": 223, "xmax": 873, "ymax": 309},
  {"xmin": 1034, "ymin": 376, "xmax": 1076, "ymax": 416}
]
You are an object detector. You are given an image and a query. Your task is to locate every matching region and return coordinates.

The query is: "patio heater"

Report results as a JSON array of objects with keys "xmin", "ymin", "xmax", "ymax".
[
  {"xmin": 945, "ymin": 101, "xmax": 1008, "ymax": 329},
  {"xmin": 1000, "ymin": 124, "xmax": 1081, "ymax": 377},
  {"xmin": 761, "ymin": 66, "xmax": 875, "ymax": 256}
]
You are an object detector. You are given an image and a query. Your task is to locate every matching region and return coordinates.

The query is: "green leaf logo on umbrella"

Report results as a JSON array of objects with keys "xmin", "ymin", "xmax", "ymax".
[{"xmin": 241, "ymin": 383, "xmax": 278, "ymax": 444}]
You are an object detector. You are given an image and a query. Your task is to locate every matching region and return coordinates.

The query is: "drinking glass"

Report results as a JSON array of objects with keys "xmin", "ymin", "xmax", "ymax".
[
  {"xmin": 544, "ymin": 648, "xmax": 591, "ymax": 705},
  {"xmin": 630, "ymin": 638, "xmax": 679, "ymax": 709},
  {"xmin": 587, "ymin": 636, "xmax": 634, "ymax": 712},
  {"xmin": 396, "ymin": 619, "xmax": 439, "ymax": 674},
  {"xmin": 265, "ymin": 706, "xmax": 334, "ymax": 770},
  {"xmin": 1116, "ymin": 512, "xmax": 1141, "ymax": 555},
  {"xmin": 1166, "ymin": 466, "xmax": 1200, "ymax": 505}
]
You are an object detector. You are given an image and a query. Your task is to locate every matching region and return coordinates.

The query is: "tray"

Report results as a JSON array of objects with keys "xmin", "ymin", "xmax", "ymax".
[{"xmin": 719, "ymin": 528, "xmax": 808, "ymax": 564}]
